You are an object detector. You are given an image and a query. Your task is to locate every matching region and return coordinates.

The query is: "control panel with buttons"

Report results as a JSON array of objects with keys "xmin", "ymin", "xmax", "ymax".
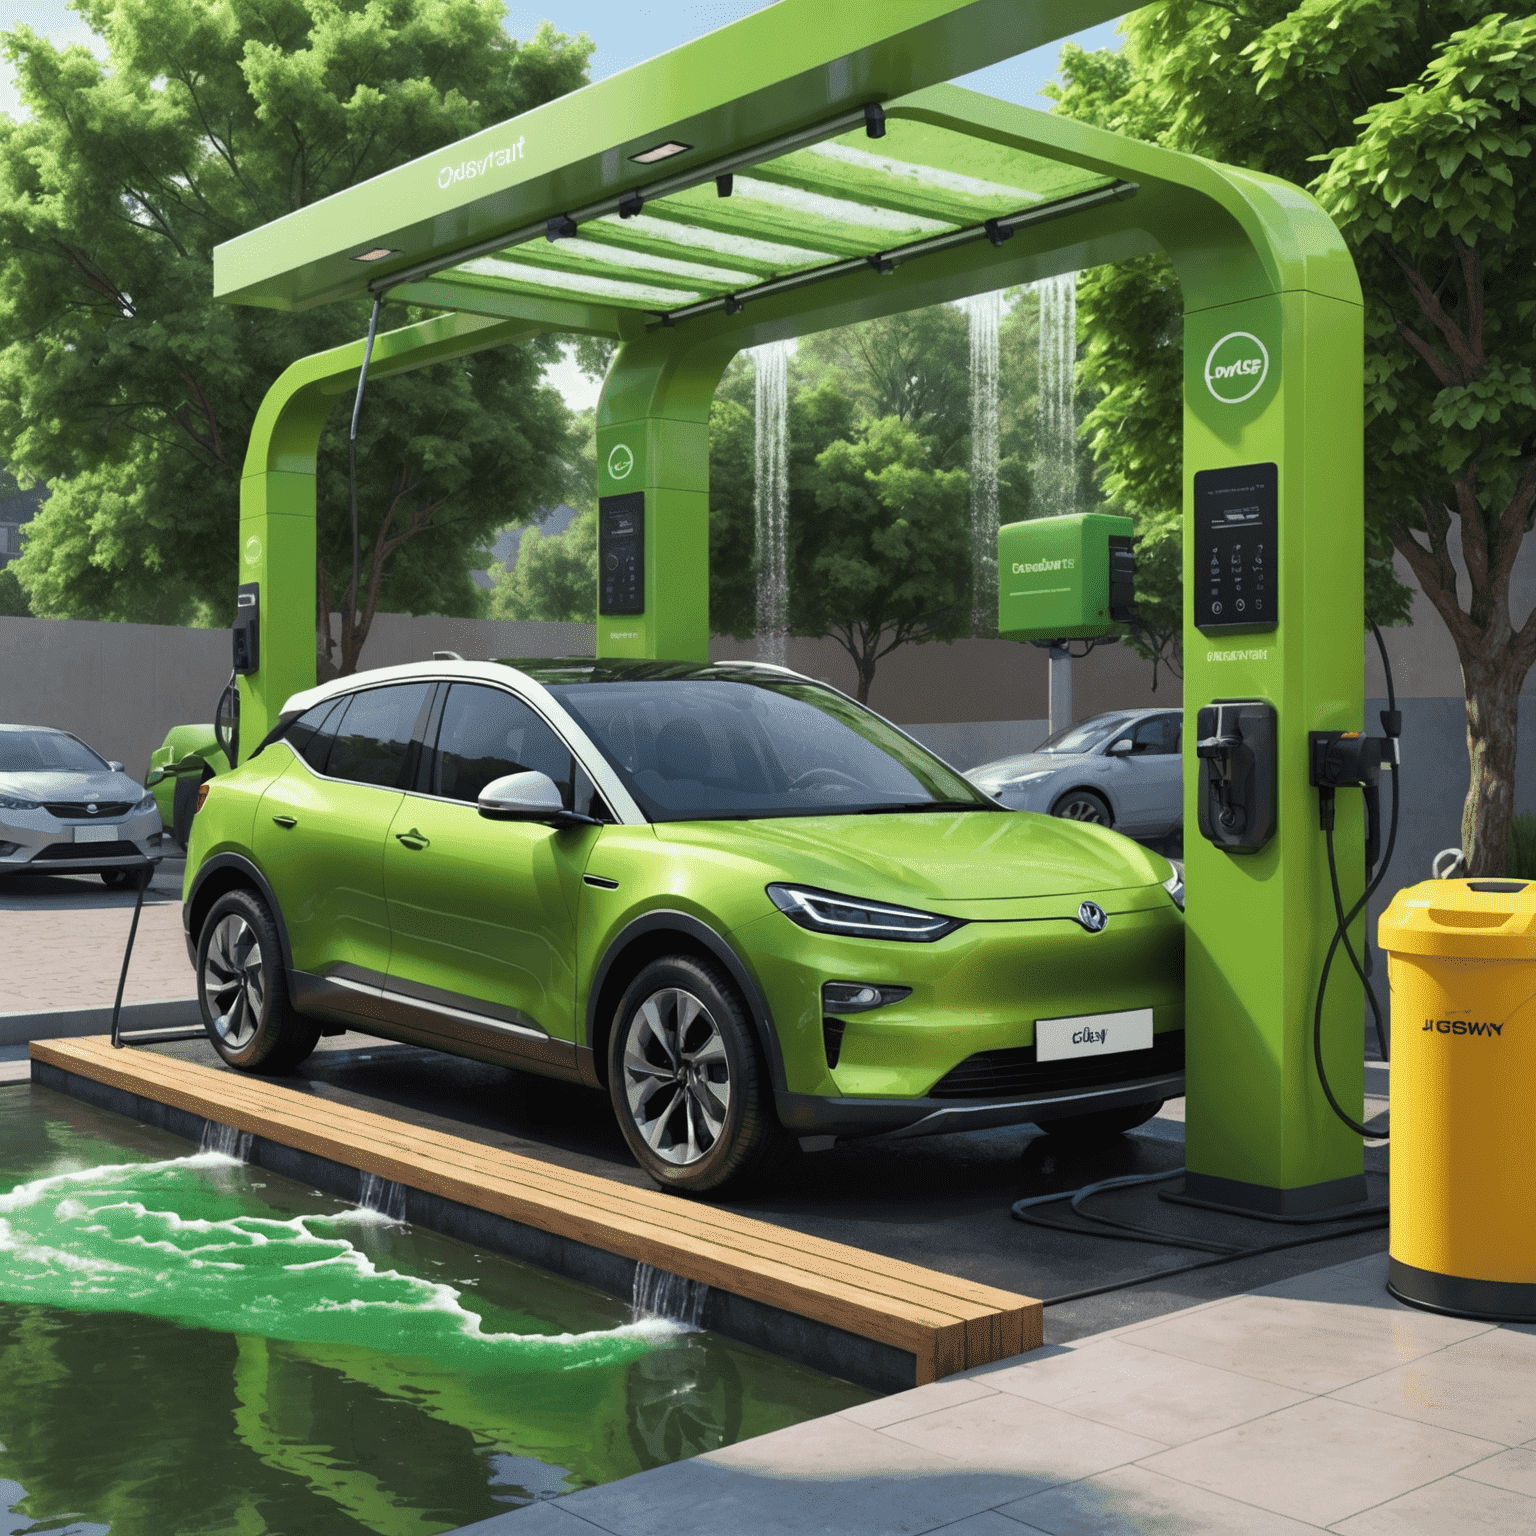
[
  {"xmin": 1193, "ymin": 462, "xmax": 1277, "ymax": 634},
  {"xmin": 598, "ymin": 492, "xmax": 645, "ymax": 616}
]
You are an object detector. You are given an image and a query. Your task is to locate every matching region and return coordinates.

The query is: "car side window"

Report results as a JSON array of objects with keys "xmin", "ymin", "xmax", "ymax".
[
  {"xmin": 325, "ymin": 684, "xmax": 434, "ymax": 789},
  {"xmin": 430, "ymin": 684, "xmax": 578, "ymax": 807},
  {"xmin": 1132, "ymin": 715, "xmax": 1181, "ymax": 756},
  {"xmin": 284, "ymin": 698, "xmax": 346, "ymax": 773}
]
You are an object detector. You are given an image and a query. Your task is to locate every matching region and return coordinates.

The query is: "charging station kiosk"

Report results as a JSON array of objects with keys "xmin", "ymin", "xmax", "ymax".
[{"xmin": 210, "ymin": 0, "xmax": 1370, "ymax": 1215}]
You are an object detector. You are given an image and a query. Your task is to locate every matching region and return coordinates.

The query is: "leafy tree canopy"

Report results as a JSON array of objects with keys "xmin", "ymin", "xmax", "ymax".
[
  {"xmin": 0, "ymin": 0, "xmax": 590, "ymax": 644},
  {"xmin": 1051, "ymin": 1, "xmax": 1534, "ymax": 869}
]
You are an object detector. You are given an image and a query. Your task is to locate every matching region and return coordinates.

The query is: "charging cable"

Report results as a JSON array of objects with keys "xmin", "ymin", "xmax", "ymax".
[
  {"xmin": 110, "ymin": 863, "xmax": 154, "ymax": 1049},
  {"xmin": 1012, "ymin": 1167, "xmax": 1389, "ymax": 1306},
  {"xmin": 1309, "ymin": 619, "xmax": 1401, "ymax": 1138}
]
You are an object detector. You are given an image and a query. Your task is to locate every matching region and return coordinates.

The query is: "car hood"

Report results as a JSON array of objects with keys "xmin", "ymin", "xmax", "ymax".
[
  {"xmin": 662, "ymin": 808, "xmax": 1167, "ymax": 904},
  {"xmin": 966, "ymin": 752, "xmax": 1090, "ymax": 789},
  {"xmin": 0, "ymin": 769, "xmax": 145, "ymax": 803}
]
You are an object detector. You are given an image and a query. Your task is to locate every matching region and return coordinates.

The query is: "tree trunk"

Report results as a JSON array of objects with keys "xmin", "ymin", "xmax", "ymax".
[{"xmin": 1459, "ymin": 650, "xmax": 1530, "ymax": 875}]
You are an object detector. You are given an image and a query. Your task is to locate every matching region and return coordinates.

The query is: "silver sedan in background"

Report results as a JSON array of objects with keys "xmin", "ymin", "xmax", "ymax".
[
  {"xmin": 965, "ymin": 708, "xmax": 1183, "ymax": 848},
  {"xmin": 0, "ymin": 725, "xmax": 164, "ymax": 887}
]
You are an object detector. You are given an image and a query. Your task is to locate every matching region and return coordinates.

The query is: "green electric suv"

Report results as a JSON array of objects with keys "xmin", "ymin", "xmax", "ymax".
[{"xmin": 182, "ymin": 659, "xmax": 1185, "ymax": 1193}]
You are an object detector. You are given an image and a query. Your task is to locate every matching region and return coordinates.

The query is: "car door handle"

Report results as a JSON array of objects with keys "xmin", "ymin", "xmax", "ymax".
[
  {"xmin": 395, "ymin": 829, "xmax": 430, "ymax": 850},
  {"xmin": 271, "ymin": 815, "xmax": 297, "ymax": 828}
]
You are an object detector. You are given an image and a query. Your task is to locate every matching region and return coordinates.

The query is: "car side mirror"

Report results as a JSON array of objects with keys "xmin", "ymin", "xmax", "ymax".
[
  {"xmin": 108, "ymin": 760, "xmax": 124, "ymax": 773},
  {"xmin": 1106, "ymin": 739, "xmax": 1133, "ymax": 757},
  {"xmin": 477, "ymin": 771, "xmax": 599, "ymax": 829}
]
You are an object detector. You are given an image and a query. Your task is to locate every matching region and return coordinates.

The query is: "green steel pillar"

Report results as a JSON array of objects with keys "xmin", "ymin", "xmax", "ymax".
[
  {"xmin": 595, "ymin": 332, "xmax": 738, "ymax": 662},
  {"xmin": 1176, "ymin": 201, "xmax": 1367, "ymax": 1212},
  {"xmin": 235, "ymin": 312, "xmax": 541, "ymax": 757}
]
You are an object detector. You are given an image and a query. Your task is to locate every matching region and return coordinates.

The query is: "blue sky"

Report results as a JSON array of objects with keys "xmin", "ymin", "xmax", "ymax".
[
  {"xmin": 3, "ymin": 2, "xmax": 1126, "ymax": 406},
  {"xmin": 3, "ymin": 2, "xmax": 1126, "ymax": 124}
]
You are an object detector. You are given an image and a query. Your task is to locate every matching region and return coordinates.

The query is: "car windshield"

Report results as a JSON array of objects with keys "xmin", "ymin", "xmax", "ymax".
[
  {"xmin": 0, "ymin": 731, "xmax": 108, "ymax": 774},
  {"xmin": 549, "ymin": 676, "xmax": 994, "ymax": 822},
  {"xmin": 1034, "ymin": 715, "xmax": 1134, "ymax": 755}
]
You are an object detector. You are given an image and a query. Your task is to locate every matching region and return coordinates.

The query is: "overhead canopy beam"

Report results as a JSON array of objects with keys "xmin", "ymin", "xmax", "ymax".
[{"xmin": 213, "ymin": 0, "xmax": 1126, "ymax": 316}]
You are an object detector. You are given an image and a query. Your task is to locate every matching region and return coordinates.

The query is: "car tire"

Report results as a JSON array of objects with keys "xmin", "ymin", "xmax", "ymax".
[
  {"xmin": 1050, "ymin": 788, "xmax": 1113, "ymax": 827},
  {"xmin": 196, "ymin": 888, "xmax": 319, "ymax": 1075},
  {"xmin": 608, "ymin": 955, "xmax": 786, "ymax": 1196},
  {"xmin": 100, "ymin": 870, "xmax": 130, "ymax": 889},
  {"xmin": 1032, "ymin": 1100, "xmax": 1164, "ymax": 1143}
]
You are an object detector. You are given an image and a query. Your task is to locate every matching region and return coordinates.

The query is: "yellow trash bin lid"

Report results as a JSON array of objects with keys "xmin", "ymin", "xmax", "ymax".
[{"xmin": 1378, "ymin": 878, "xmax": 1536, "ymax": 960}]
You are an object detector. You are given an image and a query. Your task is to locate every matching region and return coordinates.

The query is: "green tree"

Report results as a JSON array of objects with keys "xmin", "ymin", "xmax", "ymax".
[
  {"xmin": 799, "ymin": 416, "xmax": 971, "ymax": 703},
  {"xmin": 796, "ymin": 306, "xmax": 971, "ymax": 468},
  {"xmin": 0, "ymin": 0, "xmax": 590, "ymax": 668},
  {"xmin": 0, "ymin": 566, "xmax": 28, "ymax": 616},
  {"xmin": 1050, "ymin": 5, "xmax": 1536, "ymax": 867},
  {"xmin": 486, "ymin": 507, "xmax": 596, "ymax": 622},
  {"xmin": 708, "ymin": 360, "xmax": 859, "ymax": 642}
]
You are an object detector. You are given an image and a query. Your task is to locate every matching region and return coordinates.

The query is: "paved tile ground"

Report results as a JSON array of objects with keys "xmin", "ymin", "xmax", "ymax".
[
  {"xmin": 0, "ymin": 905, "xmax": 192, "ymax": 1015},
  {"xmin": 0, "ymin": 861, "xmax": 194, "ymax": 1023},
  {"xmin": 456, "ymin": 1253, "xmax": 1532, "ymax": 1535}
]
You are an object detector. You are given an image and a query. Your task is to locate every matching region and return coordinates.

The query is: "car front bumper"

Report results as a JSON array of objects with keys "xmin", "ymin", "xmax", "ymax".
[
  {"xmin": 0, "ymin": 805, "xmax": 164, "ymax": 873},
  {"xmin": 776, "ymin": 1061, "xmax": 1186, "ymax": 1141},
  {"xmin": 732, "ymin": 887, "xmax": 1186, "ymax": 1126}
]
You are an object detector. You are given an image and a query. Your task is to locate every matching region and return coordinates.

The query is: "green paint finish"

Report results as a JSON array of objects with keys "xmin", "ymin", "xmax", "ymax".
[
  {"xmin": 997, "ymin": 512, "xmax": 1134, "ymax": 641},
  {"xmin": 217, "ymin": 2, "xmax": 1372, "ymax": 1204},
  {"xmin": 1180, "ymin": 288, "xmax": 1366, "ymax": 1197},
  {"xmin": 235, "ymin": 311, "xmax": 541, "ymax": 758},
  {"xmin": 190, "ymin": 716, "xmax": 1181, "ymax": 1108},
  {"xmin": 0, "ymin": 1092, "xmax": 869, "ymax": 1536}
]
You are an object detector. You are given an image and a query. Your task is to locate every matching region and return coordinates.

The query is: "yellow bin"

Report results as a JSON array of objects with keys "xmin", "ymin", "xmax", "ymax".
[{"xmin": 1379, "ymin": 879, "xmax": 1536, "ymax": 1320}]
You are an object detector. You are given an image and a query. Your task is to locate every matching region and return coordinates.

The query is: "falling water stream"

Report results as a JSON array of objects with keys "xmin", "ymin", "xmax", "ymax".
[
  {"xmin": 752, "ymin": 339, "xmax": 791, "ymax": 666},
  {"xmin": 962, "ymin": 291, "xmax": 1003, "ymax": 634},
  {"xmin": 632, "ymin": 1262, "xmax": 709, "ymax": 1329},
  {"xmin": 1033, "ymin": 271, "xmax": 1079, "ymax": 517}
]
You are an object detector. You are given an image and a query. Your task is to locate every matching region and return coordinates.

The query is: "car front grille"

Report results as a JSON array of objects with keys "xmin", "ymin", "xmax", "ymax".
[
  {"xmin": 42, "ymin": 801, "xmax": 133, "ymax": 819},
  {"xmin": 33, "ymin": 841, "xmax": 144, "ymax": 861},
  {"xmin": 928, "ymin": 1029, "xmax": 1185, "ymax": 1100}
]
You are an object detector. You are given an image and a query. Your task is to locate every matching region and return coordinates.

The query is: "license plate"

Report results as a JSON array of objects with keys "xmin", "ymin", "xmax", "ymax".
[
  {"xmin": 1036, "ymin": 1007, "xmax": 1154, "ymax": 1062},
  {"xmin": 73, "ymin": 823, "xmax": 118, "ymax": 844}
]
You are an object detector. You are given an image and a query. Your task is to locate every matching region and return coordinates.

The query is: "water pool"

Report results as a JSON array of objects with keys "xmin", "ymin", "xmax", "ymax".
[{"xmin": 0, "ymin": 1086, "xmax": 872, "ymax": 1535}]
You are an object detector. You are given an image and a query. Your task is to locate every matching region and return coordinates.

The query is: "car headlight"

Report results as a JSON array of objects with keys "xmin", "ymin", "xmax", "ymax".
[
  {"xmin": 767, "ymin": 884, "xmax": 963, "ymax": 943},
  {"xmin": 1001, "ymin": 771, "xmax": 1055, "ymax": 789},
  {"xmin": 1163, "ymin": 870, "xmax": 1185, "ymax": 911},
  {"xmin": 135, "ymin": 793, "xmax": 157, "ymax": 812},
  {"xmin": 0, "ymin": 794, "xmax": 38, "ymax": 812}
]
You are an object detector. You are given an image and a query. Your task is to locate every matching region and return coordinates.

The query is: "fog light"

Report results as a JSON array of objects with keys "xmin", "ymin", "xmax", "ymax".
[
  {"xmin": 821, "ymin": 982, "xmax": 912, "ymax": 1014},
  {"xmin": 0, "ymin": 841, "xmax": 19, "ymax": 856}
]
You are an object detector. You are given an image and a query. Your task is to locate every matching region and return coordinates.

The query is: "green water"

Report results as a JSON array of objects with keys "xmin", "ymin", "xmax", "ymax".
[{"xmin": 0, "ymin": 1087, "xmax": 872, "ymax": 1535}]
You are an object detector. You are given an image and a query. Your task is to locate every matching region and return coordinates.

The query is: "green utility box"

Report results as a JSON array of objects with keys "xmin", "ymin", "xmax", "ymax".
[{"xmin": 997, "ymin": 512, "xmax": 1135, "ymax": 641}]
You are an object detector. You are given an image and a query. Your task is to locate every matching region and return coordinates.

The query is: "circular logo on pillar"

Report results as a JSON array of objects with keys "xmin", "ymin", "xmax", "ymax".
[
  {"xmin": 607, "ymin": 443, "xmax": 635, "ymax": 481},
  {"xmin": 1204, "ymin": 332, "xmax": 1270, "ymax": 404},
  {"xmin": 243, "ymin": 535, "xmax": 262, "ymax": 566}
]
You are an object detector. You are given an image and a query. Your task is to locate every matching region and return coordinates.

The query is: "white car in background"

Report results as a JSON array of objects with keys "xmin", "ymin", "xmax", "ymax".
[
  {"xmin": 965, "ymin": 709, "xmax": 1183, "ymax": 848},
  {"xmin": 0, "ymin": 724, "xmax": 164, "ymax": 887}
]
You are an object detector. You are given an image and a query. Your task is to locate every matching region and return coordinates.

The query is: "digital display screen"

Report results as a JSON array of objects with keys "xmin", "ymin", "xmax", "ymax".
[
  {"xmin": 598, "ymin": 493, "xmax": 644, "ymax": 616},
  {"xmin": 1193, "ymin": 463, "xmax": 1277, "ymax": 633}
]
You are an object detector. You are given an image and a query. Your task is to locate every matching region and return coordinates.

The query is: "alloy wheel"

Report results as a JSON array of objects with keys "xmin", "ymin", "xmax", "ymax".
[
  {"xmin": 621, "ymin": 988, "xmax": 732, "ymax": 1166},
  {"xmin": 202, "ymin": 914, "xmax": 266, "ymax": 1050},
  {"xmin": 1055, "ymin": 794, "xmax": 1109, "ymax": 824}
]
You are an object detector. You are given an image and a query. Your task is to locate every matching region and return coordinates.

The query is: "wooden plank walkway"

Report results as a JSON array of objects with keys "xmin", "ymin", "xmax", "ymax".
[{"xmin": 31, "ymin": 1036, "xmax": 1042, "ymax": 1385}]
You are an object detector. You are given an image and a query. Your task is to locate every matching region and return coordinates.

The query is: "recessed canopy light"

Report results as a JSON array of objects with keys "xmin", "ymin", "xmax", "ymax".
[
  {"xmin": 351, "ymin": 247, "xmax": 398, "ymax": 263},
  {"xmin": 630, "ymin": 140, "xmax": 692, "ymax": 164}
]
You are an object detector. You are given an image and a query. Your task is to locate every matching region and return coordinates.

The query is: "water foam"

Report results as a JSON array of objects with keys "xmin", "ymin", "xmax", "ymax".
[{"xmin": 0, "ymin": 1155, "xmax": 680, "ymax": 1371}]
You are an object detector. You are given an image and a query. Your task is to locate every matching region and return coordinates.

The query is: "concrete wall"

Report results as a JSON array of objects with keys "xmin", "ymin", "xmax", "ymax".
[{"xmin": 0, "ymin": 612, "xmax": 1174, "ymax": 779}]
